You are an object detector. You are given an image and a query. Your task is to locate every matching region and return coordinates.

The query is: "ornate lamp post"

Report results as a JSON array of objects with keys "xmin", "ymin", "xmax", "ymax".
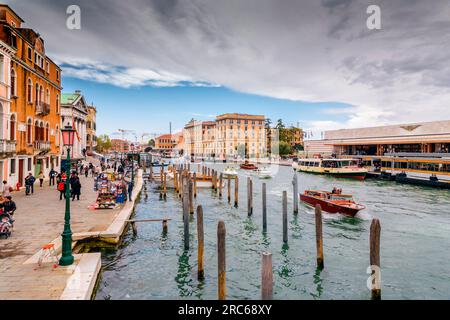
[{"xmin": 59, "ymin": 125, "xmax": 76, "ymax": 266}]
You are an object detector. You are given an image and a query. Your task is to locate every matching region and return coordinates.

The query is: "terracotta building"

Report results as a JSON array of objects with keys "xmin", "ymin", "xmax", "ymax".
[
  {"xmin": 86, "ymin": 104, "xmax": 97, "ymax": 154},
  {"xmin": 111, "ymin": 139, "xmax": 129, "ymax": 153},
  {"xmin": 1, "ymin": 4, "xmax": 62, "ymax": 185},
  {"xmin": 155, "ymin": 134, "xmax": 175, "ymax": 150}
]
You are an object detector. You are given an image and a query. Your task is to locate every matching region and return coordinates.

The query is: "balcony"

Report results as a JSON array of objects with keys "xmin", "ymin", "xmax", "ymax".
[
  {"xmin": 36, "ymin": 102, "xmax": 51, "ymax": 116},
  {"xmin": 0, "ymin": 140, "xmax": 16, "ymax": 158},
  {"xmin": 34, "ymin": 140, "xmax": 51, "ymax": 151}
]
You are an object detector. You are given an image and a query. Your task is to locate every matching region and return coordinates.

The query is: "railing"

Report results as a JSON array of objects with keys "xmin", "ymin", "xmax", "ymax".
[
  {"xmin": 36, "ymin": 102, "xmax": 51, "ymax": 116},
  {"xmin": 0, "ymin": 140, "xmax": 16, "ymax": 155},
  {"xmin": 34, "ymin": 140, "xmax": 51, "ymax": 151}
]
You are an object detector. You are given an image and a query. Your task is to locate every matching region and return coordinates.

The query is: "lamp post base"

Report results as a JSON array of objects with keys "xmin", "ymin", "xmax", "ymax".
[{"xmin": 59, "ymin": 255, "xmax": 74, "ymax": 266}]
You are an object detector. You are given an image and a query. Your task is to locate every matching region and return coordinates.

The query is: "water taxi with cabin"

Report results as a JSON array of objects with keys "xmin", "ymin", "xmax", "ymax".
[{"xmin": 292, "ymin": 158, "xmax": 367, "ymax": 180}]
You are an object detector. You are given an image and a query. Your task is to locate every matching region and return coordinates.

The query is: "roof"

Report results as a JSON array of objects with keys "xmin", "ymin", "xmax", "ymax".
[
  {"xmin": 156, "ymin": 134, "xmax": 174, "ymax": 140},
  {"xmin": 61, "ymin": 93, "xmax": 80, "ymax": 105},
  {"xmin": 0, "ymin": 4, "xmax": 25, "ymax": 23}
]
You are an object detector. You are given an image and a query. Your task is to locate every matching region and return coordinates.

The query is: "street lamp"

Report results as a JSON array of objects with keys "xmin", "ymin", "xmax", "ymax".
[
  {"xmin": 59, "ymin": 125, "xmax": 76, "ymax": 266},
  {"xmin": 130, "ymin": 143, "xmax": 135, "ymax": 183}
]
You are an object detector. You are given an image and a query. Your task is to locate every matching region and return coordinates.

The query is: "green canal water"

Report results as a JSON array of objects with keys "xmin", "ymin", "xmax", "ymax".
[{"xmin": 95, "ymin": 164, "xmax": 450, "ymax": 300}]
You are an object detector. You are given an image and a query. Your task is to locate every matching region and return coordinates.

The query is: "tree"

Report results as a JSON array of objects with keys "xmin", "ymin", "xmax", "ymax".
[
  {"xmin": 276, "ymin": 141, "xmax": 292, "ymax": 156},
  {"xmin": 96, "ymin": 134, "xmax": 111, "ymax": 153},
  {"xmin": 148, "ymin": 139, "xmax": 155, "ymax": 147},
  {"xmin": 275, "ymin": 119, "xmax": 285, "ymax": 130},
  {"xmin": 265, "ymin": 118, "xmax": 272, "ymax": 129}
]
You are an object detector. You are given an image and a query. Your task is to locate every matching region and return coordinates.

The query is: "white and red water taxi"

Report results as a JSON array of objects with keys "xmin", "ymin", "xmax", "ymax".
[{"xmin": 300, "ymin": 190, "xmax": 366, "ymax": 217}]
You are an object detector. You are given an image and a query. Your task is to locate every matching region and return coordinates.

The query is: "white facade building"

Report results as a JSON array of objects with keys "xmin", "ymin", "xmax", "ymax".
[{"xmin": 61, "ymin": 91, "xmax": 88, "ymax": 160}]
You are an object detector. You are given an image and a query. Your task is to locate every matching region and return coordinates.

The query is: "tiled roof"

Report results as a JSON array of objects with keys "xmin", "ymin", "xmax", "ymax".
[{"xmin": 61, "ymin": 93, "xmax": 80, "ymax": 105}]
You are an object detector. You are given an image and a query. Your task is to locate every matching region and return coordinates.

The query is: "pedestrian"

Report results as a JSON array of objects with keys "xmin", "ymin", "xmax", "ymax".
[
  {"xmin": 84, "ymin": 166, "xmax": 89, "ymax": 178},
  {"xmin": 38, "ymin": 171, "xmax": 44, "ymax": 188},
  {"xmin": 2, "ymin": 180, "xmax": 12, "ymax": 197},
  {"xmin": 24, "ymin": 173, "xmax": 35, "ymax": 195},
  {"xmin": 89, "ymin": 163, "xmax": 94, "ymax": 177},
  {"xmin": 0, "ymin": 196, "xmax": 17, "ymax": 217},
  {"xmin": 49, "ymin": 168, "xmax": 56, "ymax": 186},
  {"xmin": 127, "ymin": 180, "xmax": 134, "ymax": 201},
  {"xmin": 58, "ymin": 179, "xmax": 66, "ymax": 200},
  {"xmin": 71, "ymin": 175, "xmax": 81, "ymax": 201}
]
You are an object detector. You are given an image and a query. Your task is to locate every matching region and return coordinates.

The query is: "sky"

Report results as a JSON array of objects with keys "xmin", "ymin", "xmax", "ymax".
[{"xmin": 7, "ymin": 0, "xmax": 450, "ymax": 140}]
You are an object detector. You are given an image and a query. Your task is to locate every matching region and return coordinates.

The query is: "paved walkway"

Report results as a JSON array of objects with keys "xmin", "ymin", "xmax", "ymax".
[{"xmin": 0, "ymin": 160, "xmax": 128, "ymax": 299}]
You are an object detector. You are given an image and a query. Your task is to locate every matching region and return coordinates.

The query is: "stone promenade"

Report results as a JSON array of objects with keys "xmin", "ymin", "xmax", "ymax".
[{"xmin": 0, "ymin": 162, "xmax": 141, "ymax": 299}]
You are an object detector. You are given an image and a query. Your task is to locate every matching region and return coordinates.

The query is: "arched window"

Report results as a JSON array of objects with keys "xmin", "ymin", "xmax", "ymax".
[
  {"xmin": 35, "ymin": 84, "xmax": 39, "ymax": 106},
  {"xmin": 34, "ymin": 120, "xmax": 39, "ymax": 141},
  {"xmin": 10, "ymin": 115, "xmax": 16, "ymax": 140},
  {"xmin": 39, "ymin": 86, "xmax": 43, "ymax": 106},
  {"xmin": 27, "ymin": 118, "xmax": 32, "ymax": 144},
  {"xmin": 27, "ymin": 79, "xmax": 33, "ymax": 103},
  {"xmin": 46, "ymin": 88, "xmax": 50, "ymax": 104},
  {"xmin": 11, "ymin": 69, "xmax": 16, "ymax": 97},
  {"xmin": 45, "ymin": 123, "xmax": 49, "ymax": 141},
  {"xmin": 56, "ymin": 125, "xmax": 60, "ymax": 146},
  {"xmin": 56, "ymin": 94, "xmax": 59, "ymax": 113}
]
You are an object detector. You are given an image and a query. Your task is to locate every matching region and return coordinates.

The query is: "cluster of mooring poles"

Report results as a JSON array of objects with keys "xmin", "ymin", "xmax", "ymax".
[{"xmin": 135, "ymin": 163, "xmax": 381, "ymax": 300}]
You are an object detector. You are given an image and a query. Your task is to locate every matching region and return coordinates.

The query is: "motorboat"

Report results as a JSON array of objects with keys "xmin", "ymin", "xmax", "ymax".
[
  {"xmin": 254, "ymin": 168, "xmax": 273, "ymax": 179},
  {"xmin": 300, "ymin": 190, "xmax": 366, "ymax": 217},
  {"xmin": 223, "ymin": 167, "xmax": 238, "ymax": 177},
  {"xmin": 240, "ymin": 161, "xmax": 258, "ymax": 170}
]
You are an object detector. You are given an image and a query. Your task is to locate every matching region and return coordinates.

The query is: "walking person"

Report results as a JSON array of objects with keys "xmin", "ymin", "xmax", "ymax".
[
  {"xmin": 84, "ymin": 166, "xmax": 89, "ymax": 178},
  {"xmin": 57, "ymin": 179, "xmax": 66, "ymax": 200},
  {"xmin": 70, "ymin": 174, "xmax": 81, "ymax": 201},
  {"xmin": 38, "ymin": 171, "xmax": 44, "ymax": 188},
  {"xmin": 2, "ymin": 180, "xmax": 12, "ymax": 197},
  {"xmin": 49, "ymin": 168, "xmax": 56, "ymax": 186},
  {"xmin": 24, "ymin": 173, "xmax": 35, "ymax": 195},
  {"xmin": 127, "ymin": 180, "xmax": 134, "ymax": 201}
]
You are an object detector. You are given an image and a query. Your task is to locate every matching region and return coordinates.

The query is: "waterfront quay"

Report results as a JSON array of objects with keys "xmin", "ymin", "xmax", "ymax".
[{"xmin": 0, "ymin": 161, "xmax": 143, "ymax": 300}]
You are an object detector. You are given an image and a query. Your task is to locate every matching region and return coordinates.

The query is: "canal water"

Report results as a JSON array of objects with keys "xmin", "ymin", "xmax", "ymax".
[{"xmin": 95, "ymin": 163, "xmax": 450, "ymax": 300}]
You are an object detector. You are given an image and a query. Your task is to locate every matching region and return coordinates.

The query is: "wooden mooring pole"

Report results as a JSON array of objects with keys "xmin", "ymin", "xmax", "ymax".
[
  {"xmin": 193, "ymin": 172, "xmax": 197, "ymax": 198},
  {"xmin": 247, "ymin": 177, "xmax": 253, "ymax": 216},
  {"xmin": 282, "ymin": 191, "xmax": 288, "ymax": 243},
  {"xmin": 293, "ymin": 173, "xmax": 298, "ymax": 214},
  {"xmin": 234, "ymin": 176, "xmax": 239, "ymax": 207},
  {"xmin": 183, "ymin": 178, "xmax": 190, "ymax": 250},
  {"xmin": 227, "ymin": 175, "xmax": 231, "ymax": 203},
  {"xmin": 163, "ymin": 172, "xmax": 167, "ymax": 200},
  {"xmin": 197, "ymin": 205, "xmax": 204, "ymax": 280},
  {"xmin": 218, "ymin": 220, "xmax": 226, "ymax": 300},
  {"xmin": 315, "ymin": 205, "xmax": 324, "ymax": 269},
  {"xmin": 370, "ymin": 218, "xmax": 381, "ymax": 300},
  {"xmin": 219, "ymin": 173, "xmax": 223, "ymax": 198},
  {"xmin": 262, "ymin": 182, "xmax": 267, "ymax": 232},
  {"xmin": 261, "ymin": 252, "xmax": 273, "ymax": 300},
  {"xmin": 189, "ymin": 178, "xmax": 194, "ymax": 214}
]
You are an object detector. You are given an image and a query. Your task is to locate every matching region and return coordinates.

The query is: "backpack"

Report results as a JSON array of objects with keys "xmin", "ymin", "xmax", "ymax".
[{"xmin": 57, "ymin": 182, "xmax": 65, "ymax": 191}]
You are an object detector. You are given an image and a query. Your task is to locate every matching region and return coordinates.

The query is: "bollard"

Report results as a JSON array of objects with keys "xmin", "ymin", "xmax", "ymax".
[
  {"xmin": 197, "ymin": 205, "xmax": 204, "ymax": 280},
  {"xmin": 182, "ymin": 179, "xmax": 190, "ymax": 250},
  {"xmin": 293, "ymin": 173, "xmax": 298, "ymax": 214},
  {"xmin": 262, "ymin": 183, "xmax": 267, "ymax": 232},
  {"xmin": 217, "ymin": 220, "xmax": 226, "ymax": 300},
  {"xmin": 282, "ymin": 191, "xmax": 288, "ymax": 243},
  {"xmin": 163, "ymin": 172, "xmax": 167, "ymax": 200},
  {"xmin": 261, "ymin": 252, "xmax": 273, "ymax": 300},
  {"xmin": 370, "ymin": 218, "xmax": 381, "ymax": 300},
  {"xmin": 234, "ymin": 176, "xmax": 239, "ymax": 207},
  {"xmin": 315, "ymin": 205, "xmax": 324, "ymax": 269}
]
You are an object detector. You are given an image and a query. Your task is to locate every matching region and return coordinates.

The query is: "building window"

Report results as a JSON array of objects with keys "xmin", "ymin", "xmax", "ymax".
[
  {"xmin": 27, "ymin": 79, "xmax": 33, "ymax": 103},
  {"xmin": 46, "ymin": 61, "xmax": 49, "ymax": 73},
  {"xmin": 0, "ymin": 55, "xmax": 4, "ymax": 82},
  {"xmin": 56, "ymin": 70, "xmax": 60, "ymax": 80},
  {"xmin": 28, "ymin": 47, "xmax": 32, "ymax": 60},
  {"xmin": 27, "ymin": 158, "xmax": 32, "ymax": 171},
  {"xmin": 27, "ymin": 119, "xmax": 32, "ymax": 144},
  {"xmin": 46, "ymin": 88, "xmax": 50, "ymax": 104},
  {"xmin": 35, "ymin": 84, "xmax": 39, "ymax": 106},
  {"xmin": 10, "ymin": 159, "xmax": 15, "ymax": 175},
  {"xmin": 56, "ymin": 125, "xmax": 60, "ymax": 146},
  {"xmin": 10, "ymin": 115, "xmax": 15, "ymax": 140},
  {"xmin": 56, "ymin": 94, "xmax": 60, "ymax": 113},
  {"xmin": 11, "ymin": 69, "xmax": 16, "ymax": 96}
]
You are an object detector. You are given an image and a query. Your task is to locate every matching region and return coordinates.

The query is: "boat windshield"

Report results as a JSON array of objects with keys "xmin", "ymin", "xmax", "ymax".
[{"xmin": 330, "ymin": 194, "xmax": 354, "ymax": 201}]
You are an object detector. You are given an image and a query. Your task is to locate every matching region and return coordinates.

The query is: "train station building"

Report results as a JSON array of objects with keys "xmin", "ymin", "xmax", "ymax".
[{"xmin": 304, "ymin": 120, "xmax": 450, "ymax": 157}]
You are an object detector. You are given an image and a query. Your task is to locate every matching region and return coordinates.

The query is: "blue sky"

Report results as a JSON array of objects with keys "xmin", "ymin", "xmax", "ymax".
[{"xmin": 62, "ymin": 76, "xmax": 351, "ymax": 139}]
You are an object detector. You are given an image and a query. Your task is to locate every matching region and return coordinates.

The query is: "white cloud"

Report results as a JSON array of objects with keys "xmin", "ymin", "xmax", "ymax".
[{"xmin": 8, "ymin": 0, "xmax": 450, "ymax": 134}]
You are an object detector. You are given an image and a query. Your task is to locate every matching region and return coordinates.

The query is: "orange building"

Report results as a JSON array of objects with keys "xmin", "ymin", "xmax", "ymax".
[
  {"xmin": 111, "ymin": 139, "xmax": 129, "ymax": 153},
  {"xmin": 155, "ymin": 134, "xmax": 175, "ymax": 150},
  {"xmin": 0, "ymin": 4, "xmax": 62, "ymax": 185}
]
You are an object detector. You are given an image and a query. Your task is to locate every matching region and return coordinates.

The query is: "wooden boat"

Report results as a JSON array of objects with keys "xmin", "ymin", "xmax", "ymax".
[
  {"xmin": 292, "ymin": 158, "xmax": 367, "ymax": 180},
  {"xmin": 240, "ymin": 161, "xmax": 258, "ymax": 170},
  {"xmin": 254, "ymin": 168, "xmax": 273, "ymax": 179},
  {"xmin": 300, "ymin": 190, "xmax": 365, "ymax": 217}
]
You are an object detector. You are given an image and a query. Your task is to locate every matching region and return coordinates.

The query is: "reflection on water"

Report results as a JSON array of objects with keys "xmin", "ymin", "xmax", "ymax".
[{"xmin": 96, "ymin": 164, "xmax": 450, "ymax": 300}]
